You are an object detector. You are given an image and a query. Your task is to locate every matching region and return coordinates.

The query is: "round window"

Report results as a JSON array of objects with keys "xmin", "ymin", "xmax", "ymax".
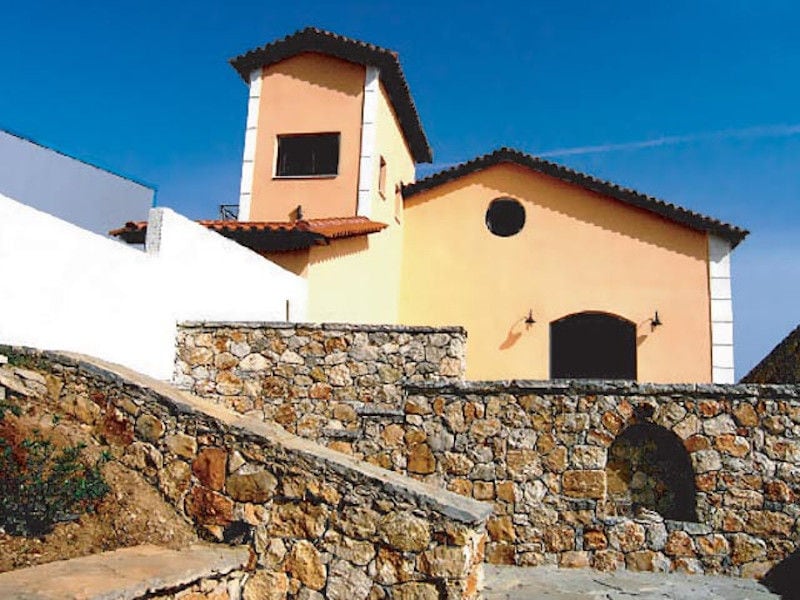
[{"xmin": 485, "ymin": 198, "xmax": 525, "ymax": 237}]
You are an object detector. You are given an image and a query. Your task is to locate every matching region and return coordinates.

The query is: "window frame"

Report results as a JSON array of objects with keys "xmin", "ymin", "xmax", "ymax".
[{"xmin": 273, "ymin": 132, "xmax": 341, "ymax": 179}]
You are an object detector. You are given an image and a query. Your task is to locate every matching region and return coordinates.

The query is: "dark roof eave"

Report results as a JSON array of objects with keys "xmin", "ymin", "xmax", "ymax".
[
  {"xmin": 403, "ymin": 148, "xmax": 749, "ymax": 248},
  {"xmin": 229, "ymin": 27, "xmax": 433, "ymax": 164},
  {"xmin": 216, "ymin": 228, "xmax": 326, "ymax": 252},
  {"xmin": 112, "ymin": 225, "xmax": 326, "ymax": 252},
  {"xmin": 115, "ymin": 229, "xmax": 146, "ymax": 245}
]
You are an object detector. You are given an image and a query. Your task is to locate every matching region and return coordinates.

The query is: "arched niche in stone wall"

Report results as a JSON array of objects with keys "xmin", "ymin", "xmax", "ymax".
[{"xmin": 606, "ymin": 423, "xmax": 698, "ymax": 522}]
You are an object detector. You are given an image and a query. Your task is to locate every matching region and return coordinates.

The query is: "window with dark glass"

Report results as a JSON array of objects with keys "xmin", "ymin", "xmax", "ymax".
[
  {"xmin": 276, "ymin": 133, "xmax": 340, "ymax": 177},
  {"xmin": 485, "ymin": 197, "xmax": 526, "ymax": 237},
  {"xmin": 379, "ymin": 156, "xmax": 387, "ymax": 197}
]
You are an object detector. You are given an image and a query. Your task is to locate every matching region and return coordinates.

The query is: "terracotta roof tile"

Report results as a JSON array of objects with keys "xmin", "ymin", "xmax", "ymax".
[
  {"xmin": 302, "ymin": 216, "xmax": 388, "ymax": 238},
  {"xmin": 229, "ymin": 27, "xmax": 432, "ymax": 164},
  {"xmin": 110, "ymin": 216, "xmax": 387, "ymax": 251},
  {"xmin": 403, "ymin": 148, "xmax": 749, "ymax": 247}
]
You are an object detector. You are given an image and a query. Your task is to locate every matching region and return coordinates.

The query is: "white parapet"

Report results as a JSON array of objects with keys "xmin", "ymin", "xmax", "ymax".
[
  {"xmin": 0, "ymin": 192, "xmax": 175, "ymax": 379},
  {"xmin": 147, "ymin": 207, "xmax": 308, "ymax": 323},
  {"xmin": 0, "ymin": 192, "xmax": 307, "ymax": 381}
]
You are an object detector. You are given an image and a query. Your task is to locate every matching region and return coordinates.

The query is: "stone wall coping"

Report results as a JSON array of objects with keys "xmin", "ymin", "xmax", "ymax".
[
  {"xmin": 15, "ymin": 347, "xmax": 491, "ymax": 526},
  {"xmin": 0, "ymin": 543, "xmax": 248, "ymax": 600},
  {"xmin": 177, "ymin": 321, "xmax": 468, "ymax": 335},
  {"xmin": 406, "ymin": 378, "xmax": 800, "ymax": 399}
]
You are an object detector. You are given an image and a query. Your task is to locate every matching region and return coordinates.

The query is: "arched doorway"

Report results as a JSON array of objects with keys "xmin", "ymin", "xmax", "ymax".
[
  {"xmin": 550, "ymin": 312, "xmax": 636, "ymax": 380},
  {"xmin": 606, "ymin": 423, "xmax": 698, "ymax": 522}
]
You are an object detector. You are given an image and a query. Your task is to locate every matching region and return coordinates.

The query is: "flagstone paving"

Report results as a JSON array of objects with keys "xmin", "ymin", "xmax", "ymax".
[{"xmin": 483, "ymin": 565, "xmax": 780, "ymax": 599}]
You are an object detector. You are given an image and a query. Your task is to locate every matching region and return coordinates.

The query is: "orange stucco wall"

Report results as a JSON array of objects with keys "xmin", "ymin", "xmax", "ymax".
[
  {"xmin": 399, "ymin": 163, "xmax": 712, "ymax": 383},
  {"xmin": 249, "ymin": 53, "xmax": 365, "ymax": 221}
]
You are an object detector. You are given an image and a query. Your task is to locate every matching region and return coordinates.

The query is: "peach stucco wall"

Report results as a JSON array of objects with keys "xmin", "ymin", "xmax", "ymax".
[
  {"xmin": 249, "ymin": 53, "xmax": 365, "ymax": 221},
  {"xmin": 399, "ymin": 163, "xmax": 712, "ymax": 383}
]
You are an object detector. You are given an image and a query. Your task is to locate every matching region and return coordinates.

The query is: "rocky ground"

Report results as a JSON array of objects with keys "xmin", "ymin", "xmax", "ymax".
[{"xmin": 0, "ymin": 379, "xmax": 198, "ymax": 572}]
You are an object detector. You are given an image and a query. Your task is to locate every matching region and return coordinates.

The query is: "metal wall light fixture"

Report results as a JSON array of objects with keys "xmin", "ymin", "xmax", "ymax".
[
  {"xmin": 524, "ymin": 309, "xmax": 536, "ymax": 328},
  {"xmin": 650, "ymin": 310, "xmax": 663, "ymax": 330}
]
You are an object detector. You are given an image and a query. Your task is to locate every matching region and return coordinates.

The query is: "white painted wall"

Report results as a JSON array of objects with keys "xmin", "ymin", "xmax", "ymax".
[
  {"xmin": 0, "ymin": 195, "xmax": 307, "ymax": 379},
  {"xmin": 0, "ymin": 193, "xmax": 173, "ymax": 377},
  {"xmin": 0, "ymin": 129, "xmax": 154, "ymax": 237},
  {"xmin": 146, "ymin": 207, "xmax": 307, "ymax": 322}
]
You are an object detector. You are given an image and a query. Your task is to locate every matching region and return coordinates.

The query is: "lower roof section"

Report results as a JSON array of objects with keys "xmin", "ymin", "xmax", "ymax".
[{"xmin": 110, "ymin": 216, "xmax": 388, "ymax": 252}]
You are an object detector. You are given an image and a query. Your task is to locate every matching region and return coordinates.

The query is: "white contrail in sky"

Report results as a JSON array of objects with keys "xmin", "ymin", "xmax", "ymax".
[
  {"xmin": 416, "ymin": 123, "xmax": 800, "ymax": 175},
  {"xmin": 536, "ymin": 123, "xmax": 800, "ymax": 158}
]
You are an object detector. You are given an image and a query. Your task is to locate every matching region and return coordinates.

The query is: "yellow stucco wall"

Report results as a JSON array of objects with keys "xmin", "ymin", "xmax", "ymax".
[
  {"xmin": 303, "ymin": 80, "xmax": 416, "ymax": 323},
  {"xmin": 264, "ymin": 249, "xmax": 310, "ymax": 277},
  {"xmin": 249, "ymin": 53, "xmax": 365, "ymax": 221},
  {"xmin": 399, "ymin": 163, "xmax": 712, "ymax": 383}
]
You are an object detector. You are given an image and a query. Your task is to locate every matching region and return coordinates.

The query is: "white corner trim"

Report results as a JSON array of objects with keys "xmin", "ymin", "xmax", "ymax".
[
  {"xmin": 356, "ymin": 66, "xmax": 380, "ymax": 218},
  {"xmin": 709, "ymin": 235, "xmax": 734, "ymax": 383},
  {"xmin": 145, "ymin": 207, "xmax": 164, "ymax": 255},
  {"xmin": 238, "ymin": 69, "xmax": 262, "ymax": 222}
]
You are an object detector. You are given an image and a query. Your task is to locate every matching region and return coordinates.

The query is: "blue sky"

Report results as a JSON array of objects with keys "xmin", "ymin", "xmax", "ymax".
[{"xmin": 1, "ymin": 1, "xmax": 798, "ymax": 378}]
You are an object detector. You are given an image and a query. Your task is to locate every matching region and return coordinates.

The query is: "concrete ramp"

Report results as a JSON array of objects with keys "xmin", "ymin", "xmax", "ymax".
[{"xmin": 0, "ymin": 544, "xmax": 248, "ymax": 600}]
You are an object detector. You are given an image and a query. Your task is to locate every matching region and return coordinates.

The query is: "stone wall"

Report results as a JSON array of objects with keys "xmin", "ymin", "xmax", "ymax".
[
  {"xmin": 173, "ymin": 323, "xmax": 800, "ymax": 578},
  {"xmin": 0, "ymin": 347, "xmax": 490, "ymax": 600},
  {"xmin": 174, "ymin": 322, "xmax": 466, "ymax": 445},
  {"xmin": 400, "ymin": 380, "xmax": 800, "ymax": 578}
]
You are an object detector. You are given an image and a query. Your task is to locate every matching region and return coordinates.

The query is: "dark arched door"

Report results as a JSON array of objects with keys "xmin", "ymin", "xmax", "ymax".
[{"xmin": 550, "ymin": 312, "xmax": 636, "ymax": 379}]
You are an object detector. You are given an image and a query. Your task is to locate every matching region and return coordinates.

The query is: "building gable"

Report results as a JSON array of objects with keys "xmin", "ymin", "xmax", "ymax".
[
  {"xmin": 404, "ymin": 148, "xmax": 748, "ymax": 247},
  {"xmin": 400, "ymin": 161, "xmax": 714, "ymax": 382}
]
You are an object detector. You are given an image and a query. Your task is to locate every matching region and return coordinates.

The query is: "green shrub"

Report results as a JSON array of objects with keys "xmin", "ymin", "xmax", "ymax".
[
  {"xmin": 0, "ymin": 415, "xmax": 110, "ymax": 537},
  {"xmin": 0, "ymin": 397, "xmax": 21, "ymax": 420},
  {"xmin": 0, "ymin": 346, "xmax": 45, "ymax": 370}
]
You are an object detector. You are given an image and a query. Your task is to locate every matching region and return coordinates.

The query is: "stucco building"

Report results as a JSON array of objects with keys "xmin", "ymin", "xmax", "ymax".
[
  {"xmin": 0, "ymin": 127, "xmax": 153, "ymax": 237},
  {"xmin": 113, "ymin": 27, "xmax": 748, "ymax": 384}
]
